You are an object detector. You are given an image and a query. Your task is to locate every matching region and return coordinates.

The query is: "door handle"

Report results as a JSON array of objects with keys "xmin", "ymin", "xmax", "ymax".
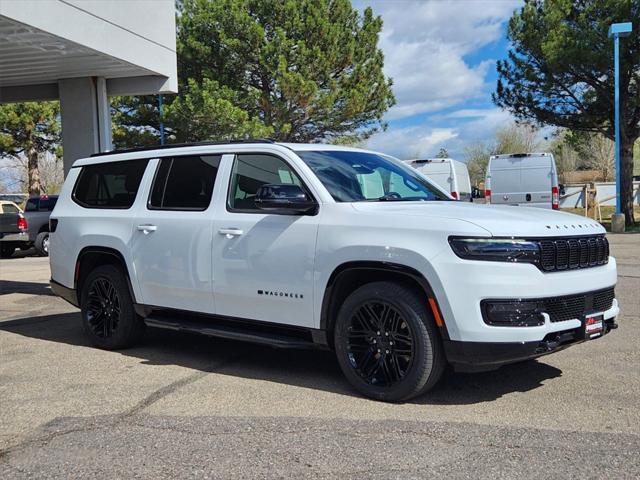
[
  {"xmin": 137, "ymin": 224, "xmax": 157, "ymax": 234},
  {"xmin": 218, "ymin": 228, "xmax": 243, "ymax": 238}
]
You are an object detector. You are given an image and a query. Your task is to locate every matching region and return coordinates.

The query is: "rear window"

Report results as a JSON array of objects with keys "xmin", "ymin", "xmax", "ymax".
[
  {"xmin": 73, "ymin": 159, "xmax": 149, "ymax": 209},
  {"xmin": 24, "ymin": 197, "xmax": 58, "ymax": 211},
  {"xmin": 25, "ymin": 198, "xmax": 39, "ymax": 212},
  {"xmin": 3, "ymin": 203, "xmax": 19, "ymax": 213},
  {"xmin": 39, "ymin": 197, "xmax": 58, "ymax": 211}
]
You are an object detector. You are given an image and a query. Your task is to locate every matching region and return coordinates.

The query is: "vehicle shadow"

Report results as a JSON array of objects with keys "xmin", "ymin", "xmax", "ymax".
[
  {"xmin": 0, "ymin": 247, "xmax": 38, "ymax": 259},
  {"xmin": 0, "ymin": 279, "xmax": 53, "ymax": 296},
  {"xmin": 0, "ymin": 312, "xmax": 562, "ymax": 405}
]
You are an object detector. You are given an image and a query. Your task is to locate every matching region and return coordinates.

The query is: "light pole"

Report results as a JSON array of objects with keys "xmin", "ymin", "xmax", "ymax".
[
  {"xmin": 607, "ymin": 22, "xmax": 632, "ymax": 230},
  {"xmin": 158, "ymin": 94, "xmax": 165, "ymax": 145}
]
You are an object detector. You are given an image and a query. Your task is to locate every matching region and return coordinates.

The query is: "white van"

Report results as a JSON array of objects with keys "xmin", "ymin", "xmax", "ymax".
[
  {"xmin": 485, "ymin": 153, "xmax": 559, "ymax": 209},
  {"xmin": 405, "ymin": 158, "xmax": 472, "ymax": 201}
]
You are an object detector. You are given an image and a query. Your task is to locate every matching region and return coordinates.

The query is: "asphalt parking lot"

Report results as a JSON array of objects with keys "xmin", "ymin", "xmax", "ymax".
[{"xmin": 1, "ymin": 235, "xmax": 639, "ymax": 478}]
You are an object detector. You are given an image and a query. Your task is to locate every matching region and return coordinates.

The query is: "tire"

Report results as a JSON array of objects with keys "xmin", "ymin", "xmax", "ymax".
[
  {"xmin": 333, "ymin": 281, "xmax": 446, "ymax": 402},
  {"xmin": 35, "ymin": 232, "xmax": 50, "ymax": 256},
  {"xmin": 80, "ymin": 264, "xmax": 145, "ymax": 350},
  {"xmin": 0, "ymin": 244, "xmax": 16, "ymax": 258}
]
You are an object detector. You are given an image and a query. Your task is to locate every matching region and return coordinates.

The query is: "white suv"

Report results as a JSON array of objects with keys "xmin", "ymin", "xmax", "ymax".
[{"xmin": 49, "ymin": 141, "xmax": 619, "ymax": 402}]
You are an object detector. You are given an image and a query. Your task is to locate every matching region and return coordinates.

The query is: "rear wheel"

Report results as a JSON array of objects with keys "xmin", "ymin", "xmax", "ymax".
[
  {"xmin": 334, "ymin": 281, "xmax": 446, "ymax": 402},
  {"xmin": 35, "ymin": 232, "xmax": 49, "ymax": 256},
  {"xmin": 80, "ymin": 264, "xmax": 144, "ymax": 349},
  {"xmin": 0, "ymin": 244, "xmax": 15, "ymax": 258}
]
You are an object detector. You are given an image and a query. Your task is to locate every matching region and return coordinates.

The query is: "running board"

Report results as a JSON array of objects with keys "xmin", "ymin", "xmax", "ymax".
[{"xmin": 144, "ymin": 315, "xmax": 319, "ymax": 350}]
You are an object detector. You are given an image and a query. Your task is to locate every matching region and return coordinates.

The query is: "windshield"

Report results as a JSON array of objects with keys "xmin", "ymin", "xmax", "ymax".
[{"xmin": 296, "ymin": 150, "xmax": 451, "ymax": 202}]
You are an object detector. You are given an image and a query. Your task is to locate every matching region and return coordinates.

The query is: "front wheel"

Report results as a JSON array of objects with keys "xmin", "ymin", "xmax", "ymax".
[
  {"xmin": 80, "ymin": 264, "xmax": 144, "ymax": 349},
  {"xmin": 334, "ymin": 281, "xmax": 446, "ymax": 402}
]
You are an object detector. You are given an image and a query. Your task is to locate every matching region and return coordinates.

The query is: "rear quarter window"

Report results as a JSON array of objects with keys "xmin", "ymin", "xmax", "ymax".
[{"xmin": 73, "ymin": 159, "xmax": 149, "ymax": 209}]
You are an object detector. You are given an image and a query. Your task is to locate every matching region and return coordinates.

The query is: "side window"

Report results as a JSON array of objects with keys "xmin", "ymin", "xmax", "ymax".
[
  {"xmin": 73, "ymin": 159, "xmax": 149, "ymax": 209},
  {"xmin": 149, "ymin": 155, "xmax": 221, "ymax": 211},
  {"xmin": 228, "ymin": 154, "xmax": 305, "ymax": 212}
]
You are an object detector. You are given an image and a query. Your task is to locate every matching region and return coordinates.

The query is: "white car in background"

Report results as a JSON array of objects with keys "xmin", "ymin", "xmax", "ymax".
[
  {"xmin": 405, "ymin": 158, "xmax": 472, "ymax": 201},
  {"xmin": 485, "ymin": 153, "xmax": 560, "ymax": 209}
]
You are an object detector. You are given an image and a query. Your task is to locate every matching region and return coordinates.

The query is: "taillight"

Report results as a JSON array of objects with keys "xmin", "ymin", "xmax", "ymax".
[
  {"xmin": 451, "ymin": 191, "xmax": 458, "ymax": 200},
  {"xmin": 17, "ymin": 216, "xmax": 27, "ymax": 231},
  {"xmin": 485, "ymin": 189, "xmax": 491, "ymax": 203},
  {"xmin": 552, "ymin": 186, "xmax": 559, "ymax": 210}
]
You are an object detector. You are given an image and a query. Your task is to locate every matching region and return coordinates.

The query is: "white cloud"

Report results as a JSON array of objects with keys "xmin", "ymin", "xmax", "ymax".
[
  {"xmin": 367, "ymin": 108, "xmax": 514, "ymax": 159},
  {"xmin": 354, "ymin": 1, "xmax": 523, "ymax": 159},
  {"xmin": 359, "ymin": 0, "xmax": 521, "ymax": 120},
  {"xmin": 367, "ymin": 126, "xmax": 459, "ymax": 157}
]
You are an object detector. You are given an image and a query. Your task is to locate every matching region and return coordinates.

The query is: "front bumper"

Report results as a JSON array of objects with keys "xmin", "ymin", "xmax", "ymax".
[
  {"xmin": 429, "ymin": 247, "xmax": 619, "ymax": 343},
  {"xmin": 444, "ymin": 316, "xmax": 618, "ymax": 372},
  {"xmin": 0, "ymin": 231, "xmax": 28, "ymax": 242}
]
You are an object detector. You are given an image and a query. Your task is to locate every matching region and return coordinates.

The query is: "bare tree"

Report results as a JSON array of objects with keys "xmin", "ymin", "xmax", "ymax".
[
  {"xmin": 494, "ymin": 123, "xmax": 541, "ymax": 155},
  {"xmin": 464, "ymin": 141, "xmax": 492, "ymax": 186},
  {"xmin": 582, "ymin": 134, "xmax": 615, "ymax": 182},
  {"xmin": 0, "ymin": 152, "xmax": 63, "ymax": 195}
]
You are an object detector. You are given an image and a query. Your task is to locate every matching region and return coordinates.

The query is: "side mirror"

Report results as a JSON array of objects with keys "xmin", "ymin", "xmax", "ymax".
[{"xmin": 255, "ymin": 184, "xmax": 317, "ymax": 215}]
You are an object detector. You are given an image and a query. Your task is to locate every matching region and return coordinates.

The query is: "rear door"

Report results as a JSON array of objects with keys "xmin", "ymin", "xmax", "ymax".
[
  {"xmin": 452, "ymin": 161, "xmax": 472, "ymax": 201},
  {"xmin": 131, "ymin": 154, "xmax": 222, "ymax": 314},
  {"xmin": 518, "ymin": 156, "xmax": 553, "ymax": 208},
  {"xmin": 487, "ymin": 157, "xmax": 523, "ymax": 205},
  {"xmin": 418, "ymin": 163, "xmax": 452, "ymax": 194}
]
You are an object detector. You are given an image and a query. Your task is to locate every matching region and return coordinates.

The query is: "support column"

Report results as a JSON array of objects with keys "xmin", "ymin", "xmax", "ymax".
[{"xmin": 58, "ymin": 77, "xmax": 112, "ymax": 175}]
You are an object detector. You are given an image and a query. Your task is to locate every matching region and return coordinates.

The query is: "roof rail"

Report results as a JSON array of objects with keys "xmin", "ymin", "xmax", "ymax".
[{"xmin": 90, "ymin": 138, "xmax": 276, "ymax": 157}]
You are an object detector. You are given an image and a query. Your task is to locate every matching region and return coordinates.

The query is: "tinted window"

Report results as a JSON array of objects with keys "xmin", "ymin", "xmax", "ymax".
[
  {"xmin": 3, "ymin": 203, "xmax": 19, "ymax": 213},
  {"xmin": 297, "ymin": 150, "xmax": 450, "ymax": 202},
  {"xmin": 39, "ymin": 197, "xmax": 58, "ymax": 211},
  {"xmin": 228, "ymin": 154, "xmax": 304, "ymax": 211},
  {"xmin": 149, "ymin": 155, "xmax": 221, "ymax": 210},
  {"xmin": 73, "ymin": 159, "xmax": 148, "ymax": 209},
  {"xmin": 25, "ymin": 198, "xmax": 39, "ymax": 212}
]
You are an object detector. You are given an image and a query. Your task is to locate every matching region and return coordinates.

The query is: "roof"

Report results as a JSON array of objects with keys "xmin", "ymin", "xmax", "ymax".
[
  {"xmin": 490, "ymin": 152, "xmax": 552, "ymax": 159},
  {"xmin": 76, "ymin": 141, "xmax": 382, "ymax": 167},
  {"xmin": 405, "ymin": 158, "xmax": 461, "ymax": 164}
]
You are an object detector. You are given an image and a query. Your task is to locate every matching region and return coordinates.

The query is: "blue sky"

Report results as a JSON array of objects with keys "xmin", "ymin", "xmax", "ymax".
[{"xmin": 354, "ymin": 0, "xmax": 523, "ymax": 159}]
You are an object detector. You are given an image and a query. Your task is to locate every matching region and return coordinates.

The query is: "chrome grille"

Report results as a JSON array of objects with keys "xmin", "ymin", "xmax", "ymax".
[{"xmin": 539, "ymin": 236, "xmax": 609, "ymax": 272}]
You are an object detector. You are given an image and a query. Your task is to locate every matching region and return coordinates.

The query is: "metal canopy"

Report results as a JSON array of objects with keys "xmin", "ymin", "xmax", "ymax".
[{"xmin": 0, "ymin": 16, "xmax": 153, "ymax": 88}]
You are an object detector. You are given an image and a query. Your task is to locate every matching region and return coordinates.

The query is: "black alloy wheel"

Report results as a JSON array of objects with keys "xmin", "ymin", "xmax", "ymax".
[
  {"xmin": 80, "ymin": 264, "xmax": 144, "ymax": 349},
  {"xmin": 86, "ymin": 276, "xmax": 121, "ymax": 339},
  {"xmin": 334, "ymin": 281, "xmax": 446, "ymax": 402},
  {"xmin": 346, "ymin": 300, "xmax": 414, "ymax": 386}
]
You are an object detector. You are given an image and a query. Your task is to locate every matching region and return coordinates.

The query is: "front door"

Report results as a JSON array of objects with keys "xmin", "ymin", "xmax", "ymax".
[
  {"xmin": 212, "ymin": 153, "xmax": 320, "ymax": 328},
  {"xmin": 131, "ymin": 154, "xmax": 222, "ymax": 313}
]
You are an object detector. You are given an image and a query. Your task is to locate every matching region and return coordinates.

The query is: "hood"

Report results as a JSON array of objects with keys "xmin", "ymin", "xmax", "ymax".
[{"xmin": 351, "ymin": 201, "xmax": 605, "ymax": 237}]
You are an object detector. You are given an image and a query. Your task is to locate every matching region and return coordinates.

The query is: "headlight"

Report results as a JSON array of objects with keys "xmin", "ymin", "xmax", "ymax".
[{"xmin": 449, "ymin": 237, "xmax": 540, "ymax": 264}]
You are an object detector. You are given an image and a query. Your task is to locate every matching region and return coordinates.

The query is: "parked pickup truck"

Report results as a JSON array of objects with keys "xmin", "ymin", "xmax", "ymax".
[
  {"xmin": 0, "ymin": 201, "xmax": 28, "ymax": 258},
  {"xmin": 49, "ymin": 141, "xmax": 618, "ymax": 402},
  {"xmin": 21, "ymin": 195, "xmax": 58, "ymax": 256}
]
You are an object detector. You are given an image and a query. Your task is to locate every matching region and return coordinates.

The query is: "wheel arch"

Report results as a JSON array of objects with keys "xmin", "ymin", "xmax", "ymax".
[
  {"xmin": 75, "ymin": 246, "xmax": 138, "ymax": 306},
  {"xmin": 320, "ymin": 261, "xmax": 449, "ymax": 347}
]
